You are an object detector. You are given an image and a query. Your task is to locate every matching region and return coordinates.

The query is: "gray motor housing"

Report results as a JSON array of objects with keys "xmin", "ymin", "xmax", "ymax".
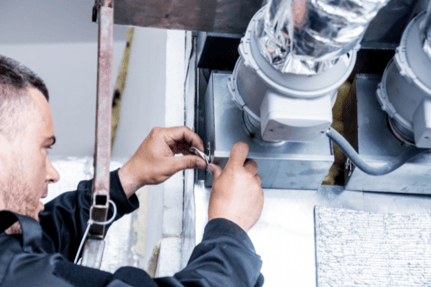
[
  {"xmin": 228, "ymin": 7, "xmax": 357, "ymax": 143},
  {"xmin": 377, "ymin": 11, "xmax": 431, "ymax": 148}
]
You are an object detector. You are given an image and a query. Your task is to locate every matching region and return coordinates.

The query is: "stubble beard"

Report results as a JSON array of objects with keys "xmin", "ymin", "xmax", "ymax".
[{"xmin": 1, "ymin": 157, "xmax": 41, "ymax": 235}]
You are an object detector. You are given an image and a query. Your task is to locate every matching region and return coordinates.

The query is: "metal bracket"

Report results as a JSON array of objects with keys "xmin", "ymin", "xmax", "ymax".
[
  {"xmin": 92, "ymin": 3, "xmax": 98, "ymax": 23},
  {"xmin": 81, "ymin": 239, "xmax": 106, "ymax": 269},
  {"xmin": 80, "ymin": 0, "xmax": 114, "ymax": 269},
  {"xmin": 92, "ymin": 1, "xmax": 114, "ymax": 22}
]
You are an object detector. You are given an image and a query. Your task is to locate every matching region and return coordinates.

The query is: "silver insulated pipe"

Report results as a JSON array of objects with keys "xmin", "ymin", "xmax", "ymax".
[
  {"xmin": 255, "ymin": 0, "xmax": 390, "ymax": 74},
  {"xmin": 422, "ymin": 0, "xmax": 431, "ymax": 60}
]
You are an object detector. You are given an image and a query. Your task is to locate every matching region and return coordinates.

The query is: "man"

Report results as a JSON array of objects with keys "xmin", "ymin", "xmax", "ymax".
[{"xmin": 0, "ymin": 55, "xmax": 264, "ymax": 286}]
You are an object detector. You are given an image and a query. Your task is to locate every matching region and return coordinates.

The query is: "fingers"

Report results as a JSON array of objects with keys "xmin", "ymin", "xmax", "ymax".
[
  {"xmin": 164, "ymin": 126, "xmax": 205, "ymax": 152},
  {"xmin": 170, "ymin": 155, "xmax": 207, "ymax": 172},
  {"xmin": 244, "ymin": 159, "xmax": 258, "ymax": 175},
  {"xmin": 245, "ymin": 159, "xmax": 261, "ymax": 184},
  {"xmin": 208, "ymin": 163, "xmax": 222, "ymax": 180},
  {"xmin": 226, "ymin": 142, "xmax": 249, "ymax": 168}
]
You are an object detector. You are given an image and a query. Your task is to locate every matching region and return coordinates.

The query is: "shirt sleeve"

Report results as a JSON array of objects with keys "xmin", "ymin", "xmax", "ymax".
[
  {"xmin": 160, "ymin": 218, "xmax": 265, "ymax": 287},
  {"xmin": 50, "ymin": 219, "xmax": 263, "ymax": 287},
  {"xmin": 39, "ymin": 169, "xmax": 139, "ymax": 261},
  {"xmin": 37, "ymin": 170, "xmax": 263, "ymax": 286}
]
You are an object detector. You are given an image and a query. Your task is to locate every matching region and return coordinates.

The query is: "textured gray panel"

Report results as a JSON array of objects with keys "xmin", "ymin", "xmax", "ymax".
[
  {"xmin": 315, "ymin": 206, "xmax": 431, "ymax": 286},
  {"xmin": 114, "ymin": 0, "xmax": 263, "ymax": 33}
]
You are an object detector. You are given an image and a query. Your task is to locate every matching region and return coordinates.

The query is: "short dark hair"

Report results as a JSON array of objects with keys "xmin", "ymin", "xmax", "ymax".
[
  {"xmin": 0, "ymin": 55, "xmax": 49, "ymax": 101},
  {"xmin": 0, "ymin": 55, "xmax": 49, "ymax": 141}
]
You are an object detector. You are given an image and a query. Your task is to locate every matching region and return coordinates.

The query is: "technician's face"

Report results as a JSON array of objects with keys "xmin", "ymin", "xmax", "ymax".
[{"xmin": 0, "ymin": 87, "xmax": 60, "ymax": 224}]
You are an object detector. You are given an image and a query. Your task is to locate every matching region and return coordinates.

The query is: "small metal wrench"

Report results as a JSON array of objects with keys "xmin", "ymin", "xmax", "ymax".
[{"xmin": 189, "ymin": 147, "xmax": 210, "ymax": 168}]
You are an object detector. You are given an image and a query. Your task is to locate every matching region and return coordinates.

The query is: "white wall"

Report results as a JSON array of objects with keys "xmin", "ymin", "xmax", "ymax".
[
  {"xmin": 0, "ymin": 0, "xmax": 128, "ymax": 157},
  {"xmin": 111, "ymin": 27, "xmax": 168, "ymax": 270},
  {"xmin": 112, "ymin": 27, "xmax": 187, "ymax": 275}
]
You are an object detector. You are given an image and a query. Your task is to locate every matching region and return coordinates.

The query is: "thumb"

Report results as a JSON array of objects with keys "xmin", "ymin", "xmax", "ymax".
[
  {"xmin": 208, "ymin": 164, "xmax": 222, "ymax": 180},
  {"xmin": 226, "ymin": 142, "xmax": 249, "ymax": 168},
  {"xmin": 171, "ymin": 155, "xmax": 206, "ymax": 172}
]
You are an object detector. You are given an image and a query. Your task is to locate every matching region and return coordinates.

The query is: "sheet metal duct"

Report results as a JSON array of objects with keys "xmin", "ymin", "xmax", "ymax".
[
  {"xmin": 204, "ymin": 72, "xmax": 334, "ymax": 190},
  {"xmin": 362, "ymin": 0, "xmax": 418, "ymax": 49},
  {"xmin": 377, "ymin": 11, "xmax": 431, "ymax": 148},
  {"xmin": 346, "ymin": 75, "xmax": 431, "ymax": 194},
  {"xmin": 228, "ymin": 7, "xmax": 357, "ymax": 142}
]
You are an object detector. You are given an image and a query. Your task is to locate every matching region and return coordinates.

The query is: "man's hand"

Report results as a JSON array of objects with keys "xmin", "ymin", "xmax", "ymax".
[
  {"xmin": 119, "ymin": 126, "xmax": 207, "ymax": 197},
  {"xmin": 207, "ymin": 142, "xmax": 264, "ymax": 233}
]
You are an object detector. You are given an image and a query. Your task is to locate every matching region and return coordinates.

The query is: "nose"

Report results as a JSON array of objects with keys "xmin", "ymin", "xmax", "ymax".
[{"xmin": 46, "ymin": 156, "xmax": 60, "ymax": 184}]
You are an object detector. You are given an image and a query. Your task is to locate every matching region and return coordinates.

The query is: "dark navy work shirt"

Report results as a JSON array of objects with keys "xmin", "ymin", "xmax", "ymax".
[{"xmin": 0, "ymin": 170, "xmax": 263, "ymax": 287}]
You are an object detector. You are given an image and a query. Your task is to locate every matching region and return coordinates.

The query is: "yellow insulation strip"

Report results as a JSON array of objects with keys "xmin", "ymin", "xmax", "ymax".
[
  {"xmin": 146, "ymin": 236, "xmax": 182, "ymax": 278},
  {"xmin": 323, "ymin": 81, "xmax": 352, "ymax": 185},
  {"xmin": 111, "ymin": 27, "xmax": 135, "ymax": 150}
]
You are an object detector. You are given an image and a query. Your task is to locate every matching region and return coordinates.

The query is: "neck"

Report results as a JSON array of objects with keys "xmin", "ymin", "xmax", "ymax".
[
  {"xmin": 0, "ymin": 203, "xmax": 23, "ymax": 235},
  {"xmin": 3, "ymin": 222, "xmax": 22, "ymax": 235}
]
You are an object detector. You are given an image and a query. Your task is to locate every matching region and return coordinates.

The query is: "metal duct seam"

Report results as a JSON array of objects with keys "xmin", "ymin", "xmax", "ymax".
[{"xmin": 256, "ymin": 0, "xmax": 390, "ymax": 75}]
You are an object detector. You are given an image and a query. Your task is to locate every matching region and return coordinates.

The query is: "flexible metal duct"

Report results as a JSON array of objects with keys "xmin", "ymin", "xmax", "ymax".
[
  {"xmin": 422, "ymin": 0, "xmax": 431, "ymax": 60},
  {"xmin": 256, "ymin": 0, "xmax": 390, "ymax": 74}
]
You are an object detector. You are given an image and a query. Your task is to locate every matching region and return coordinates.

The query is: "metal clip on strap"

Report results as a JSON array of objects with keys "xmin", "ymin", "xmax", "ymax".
[
  {"xmin": 74, "ymin": 200, "xmax": 117, "ymax": 264},
  {"xmin": 189, "ymin": 147, "xmax": 210, "ymax": 168}
]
